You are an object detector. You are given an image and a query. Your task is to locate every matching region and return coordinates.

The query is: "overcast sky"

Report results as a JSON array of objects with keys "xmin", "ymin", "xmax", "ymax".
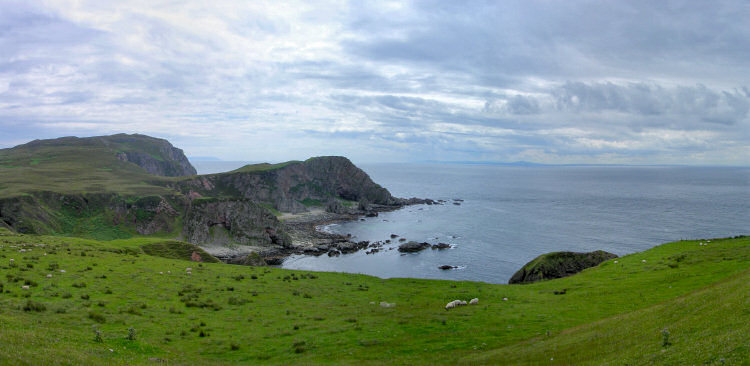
[{"xmin": 1, "ymin": 1, "xmax": 748, "ymax": 165}]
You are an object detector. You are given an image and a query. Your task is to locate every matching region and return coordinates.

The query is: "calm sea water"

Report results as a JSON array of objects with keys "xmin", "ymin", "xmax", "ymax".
[{"xmin": 280, "ymin": 164, "xmax": 749, "ymax": 284}]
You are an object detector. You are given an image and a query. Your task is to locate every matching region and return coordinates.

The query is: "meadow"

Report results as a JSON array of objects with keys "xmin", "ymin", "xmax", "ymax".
[{"xmin": 0, "ymin": 227, "xmax": 747, "ymax": 365}]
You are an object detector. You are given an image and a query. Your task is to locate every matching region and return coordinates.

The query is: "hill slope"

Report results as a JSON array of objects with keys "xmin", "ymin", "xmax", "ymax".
[{"xmin": 0, "ymin": 233, "xmax": 747, "ymax": 364}]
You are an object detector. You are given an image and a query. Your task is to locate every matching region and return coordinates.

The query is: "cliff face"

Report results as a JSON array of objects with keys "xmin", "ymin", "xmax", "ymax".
[
  {"xmin": 181, "ymin": 198, "xmax": 291, "ymax": 247},
  {"xmin": 509, "ymin": 250, "xmax": 618, "ymax": 284},
  {"xmin": 177, "ymin": 156, "xmax": 396, "ymax": 213},
  {"xmin": 104, "ymin": 134, "xmax": 197, "ymax": 177}
]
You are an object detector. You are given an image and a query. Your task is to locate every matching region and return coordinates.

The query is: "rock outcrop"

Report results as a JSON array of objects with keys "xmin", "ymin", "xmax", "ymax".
[
  {"xmin": 181, "ymin": 198, "xmax": 291, "ymax": 247},
  {"xmin": 508, "ymin": 250, "xmax": 618, "ymax": 284},
  {"xmin": 107, "ymin": 134, "xmax": 197, "ymax": 176},
  {"xmin": 176, "ymin": 156, "xmax": 398, "ymax": 213},
  {"xmin": 398, "ymin": 241, "xmax": 432, "ymax": 253}
]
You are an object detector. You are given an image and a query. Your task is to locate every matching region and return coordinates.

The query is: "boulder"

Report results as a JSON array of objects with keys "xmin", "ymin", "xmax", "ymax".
[
  {"xmin": 431, "ymin": 243, "xmax": 451, "ymax": 250},
  {"xmin": 509, "ymin": 250, "xmax": 618, "ymax": 284},
  {"xmin": 398, "ymin": 241, "xmax": 431, "ymax": 253},
  {"xmin": 438, "ymin": 265, "xmax": 457, "ymax": 270}
]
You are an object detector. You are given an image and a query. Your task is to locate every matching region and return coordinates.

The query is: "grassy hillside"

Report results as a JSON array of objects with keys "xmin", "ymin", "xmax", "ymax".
[
  {"xmin": 0, "ymin": 135, "xmax": 181, "ymax": 198},
  {"xmin": 0, "ymin": 232, "xmax": 747, "ymax": 365}
]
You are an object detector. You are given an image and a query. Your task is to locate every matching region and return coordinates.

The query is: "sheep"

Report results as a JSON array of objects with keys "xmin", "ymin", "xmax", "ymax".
[
  {"xmin": 445, "ymin": 300, "xmax": 462, "ymax": 310},
  {"xmin": 614, "ymin": 260, "xmax": 619, "ymax": 264},
  {"xmin": 502, "ymin": 297, "xmax": 508, "ymax": 301},
  {"xmin": 9, "ymin": 259, "xmax": 14, "ymax": 262},
  {"xmin": 59, "ymin": 269, "xmax": 66, "ymax": 273},
  {"xmin": 642, "ymin": 259, "xmax": 647, "ymax": 263},
  {"xmin": 185, "ymin": 267, "xmax": 192, "ymax": 272},
  {"xmin": 21, "ymin": 285, "xmax": 30, "ymax": 290},
  {"xmin": 459, "ymin": 300, "xmax": 467, "ymax": 306},
  {"xmin": 469, "ymin": 298, "xmax": 479, "ymax": 305},
  {"xmin": 46, "ymin": 274, "xmax": 52, "ymax": 278}
]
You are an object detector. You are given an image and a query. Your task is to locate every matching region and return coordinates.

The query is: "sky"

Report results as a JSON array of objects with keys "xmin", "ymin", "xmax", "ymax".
[{"xmin": 1, "ymin": 1, "xmax": 749, "ymax": 165}]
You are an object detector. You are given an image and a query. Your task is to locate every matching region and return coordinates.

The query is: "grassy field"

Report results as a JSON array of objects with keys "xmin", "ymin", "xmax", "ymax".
[{"xmin": 0, "ymin": 228, "xmax": 747, "ymax": 365}]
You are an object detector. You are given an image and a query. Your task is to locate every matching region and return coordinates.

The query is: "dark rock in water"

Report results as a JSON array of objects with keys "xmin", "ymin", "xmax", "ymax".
[
  {"xmin": 385, "ymin": 240, "xmax": 391, "ymax": 243},
  {"xmin": 327, "ymin": 249, "xmax": 340, "ymax": 257},
  {"xmin": 390, "ymin": 234, "xmax": 399, "ymax": 238},
  {"xmin": 438, "ymin": 265, "xmax": 457, "ymax": 270},
  {"xmin": 365, "ymin": 211, "xmax": 378, "ymax": 217},
  {"xmin": 398, "ymin": 241, "xmax": 431, "ymax": 253},
  {"xmin": 452, "ymin": 202, "xmax": 461, "ymax": 206},
  {"xmin": 508, "ymin": 250, "xmax": 618, "ymax": 284},
  {"xmin": 453, "ymin": 198, "xmax": 464, "ymax": 202},
  {"xmin": 432, "ymin": 243, "xmax": 451, "ymax": 250},
  {"xmin": 398, "ymin": 238, "xmax": 407, "ymax": 242},
  {"xmin": 360, "ymin": 218, "xmax": 365, "ymax": 221}
]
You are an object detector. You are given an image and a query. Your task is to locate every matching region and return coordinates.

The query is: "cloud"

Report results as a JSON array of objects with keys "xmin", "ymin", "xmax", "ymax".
[{"xmin": 0, "ymin": 0, "xmax": 747, "ymax": 165}]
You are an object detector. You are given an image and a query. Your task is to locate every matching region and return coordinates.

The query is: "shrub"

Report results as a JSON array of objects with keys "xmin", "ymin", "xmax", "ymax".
[
  {"xmin": 94, "ymin": 329, "xmax": 103, "ymax": 343},
  {"xmin": 89, "ymin": 311, "xmax": 106, "ymax": 323},
  {"xmin": 230, "ymin": 343, "xmax": 240, "ymax": 351},
  {"xmin": 23, "ymin": 300, "xmax": 46, "ymax": 312},
  {"xmin": 126, "ymin": 327, "xmax": 137, "ymax": 341},
  {"xmin": 61, "ymin": 292, "xmax": 72, "ymax": 299},
  {"xmin": 72, "ymin": 282, "xmax": 86, "ymax": 288},
  {"xmin": 662, "ymin": 329, "xmax": 671, "ymax": 347},
  {"xmin": 80, "ymin": 294, "xmax": 90, "ymax": 300}
]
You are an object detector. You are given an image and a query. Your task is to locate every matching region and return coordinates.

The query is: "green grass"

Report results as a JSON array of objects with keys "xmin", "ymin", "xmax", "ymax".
[
  {"xmin": 0, "ymin": 233, "xmax": 747, "ymax": 365},
  {"xmin": 229, "ymin": 161, "xmax": 302, "ymax": 174},
  {"xmin": 141, "ymin": 241, "xmax": 220, "ymax": 263}
]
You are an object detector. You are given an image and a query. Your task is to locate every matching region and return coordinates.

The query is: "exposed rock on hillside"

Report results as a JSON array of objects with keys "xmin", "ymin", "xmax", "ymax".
[
  {"xmin": 182, "ymin": 198, "xmax": 291, "ymax": 248},
  {"xmin": 105, "ymin": 134, "xmax": 196, "ymax": 176},
  {"xmin": 176, "ymin": 156, "xmax": 397, "ymax": 213},
  {"xmin": 509, "ymin": 250, "xmax": 618, "ymax": 284}
]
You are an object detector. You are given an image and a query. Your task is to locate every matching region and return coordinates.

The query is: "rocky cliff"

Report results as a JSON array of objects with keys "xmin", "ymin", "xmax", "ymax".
[
  {"xmin": 176, "ymin": 156, "xmax": 397, "ymax": 213},
  {"xmin": 181, "ymin": 198, "xmax": 291, "ymax": 247},
  {"xmin": 509, "ymin": 250, "xmax": 618, "ymax": 284},
  {"xmin": 103, "ymin": 134, "xmax": 197, "ymax": 177}
]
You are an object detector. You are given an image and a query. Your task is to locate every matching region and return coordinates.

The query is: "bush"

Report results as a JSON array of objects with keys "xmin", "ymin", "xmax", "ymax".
[
  {"xmin": 80, "ymin": 294, "xmax": 90, "ymax": 300},
  {"xmin": 126, "ymin": 327, "xmax": 137, "ymax": 341},
  {"xmin": 89, "ymin": 311, "xmax": 106, "ymax": 323},
  {"xmin": 23, "ymin": 300, "xmax": 46, "ymax": 312}
]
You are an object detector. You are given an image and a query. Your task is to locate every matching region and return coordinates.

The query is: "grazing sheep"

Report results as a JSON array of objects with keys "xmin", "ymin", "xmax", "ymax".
[
  {"xmin": 445, "ymin": 300, "xmax": 463, "ymax": 310},
  {"xmin": 186, "ymin": 267, "xmax": 192, "ymax": 272},
  {"xmin": 614, "ymin": 260, "xmax": 618, "ymax": 264},
  {"xmin": 21, "ymin": 285, "xmax": 30, "ymax": 290},
  {"xmin": 642, "ymin": 260, "xmax": 647, "ymax": 263},
  {"xmin": 380, "ymin": 302, "xmax": 395, "ymax": 308},
  {"xmin": 46, "ymin": 274, "xmax": 52, "ymax": 278},
  {"xmin": 59, "ymin": 269, "xmax": 66, "ymax": 273},
  {"xmin": 502, "ymin": 297, "xmax": 508, "ymax": 301},
  {"xmin": 469, "ymin": 298, "xmax": 479, "ymax": 305},
  {"xmin": 459, "ymin": 300, "xmax": 467, "ymax": 306},
  {"xmin": 9, "ymin": 259, "xmax": 14, "ymax": 262}
]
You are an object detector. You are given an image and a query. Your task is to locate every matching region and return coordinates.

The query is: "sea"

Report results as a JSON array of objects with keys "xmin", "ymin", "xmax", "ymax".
[{"xmin": 194, "ymin": 162, "xmax": 750, "ymax": 284}]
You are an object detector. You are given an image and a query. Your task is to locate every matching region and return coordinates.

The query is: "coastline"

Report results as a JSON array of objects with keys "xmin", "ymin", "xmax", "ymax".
[{"xmin": 206, "ymin": 199, "xmax": 439, "ymax": 265}]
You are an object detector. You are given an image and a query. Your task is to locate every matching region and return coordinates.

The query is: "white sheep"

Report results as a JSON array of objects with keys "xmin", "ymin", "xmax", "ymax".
[
  {"xmin": 21, "ymin": 285, "xmax": 30, "ymax": 290},
  {"xmin": 59, "ymin": 269, "xmax": 66, "ymax": 273},
  {"xmin": 642, "ymin": 260, "xmax": 647, "ymax": 263},
  {"xmin": 445, "ymin": 301, "xmax": 457, "ymax": 310},
  {"xmin": 502, "ymin": 297, "xmax": 508, "ymax": 301},
  {"xmin": 186, "ymin": 267, "xmax": 192, "ymax": 272},
  {"xmin": 9, "ymin": 258, "xmax": 13, "ymax": 262},
  {"xmin": 614, "ymin": 260, "xmax": 618, "ymax": 264},
  {"xmin": 459, "ymin": 300, "xmax": 467, "ymax": 306},
  {"xmin": 469, "ymin": 298, "xmax": 479, "ymax": 305},
  {"xmin": 46, "ymin": 274, "xmax": 52, "ymax": 278}
]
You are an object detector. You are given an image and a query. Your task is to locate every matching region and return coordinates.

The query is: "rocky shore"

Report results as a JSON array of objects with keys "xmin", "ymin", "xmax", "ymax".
[{"xmin": 206, "ymin": 198, "xmax": 440, "ymax": 266}]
